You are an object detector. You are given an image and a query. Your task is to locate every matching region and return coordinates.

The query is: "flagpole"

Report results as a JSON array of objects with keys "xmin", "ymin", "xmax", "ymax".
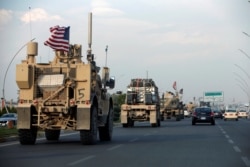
[{"xmin": 105, "ymin": 45, "xmax": 108, "ymax": 67}]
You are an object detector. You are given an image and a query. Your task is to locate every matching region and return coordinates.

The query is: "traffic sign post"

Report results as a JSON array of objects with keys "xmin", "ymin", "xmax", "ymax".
[{"xmin": 203, "ymin": 91, "xmax": 224, "ymax": 102}]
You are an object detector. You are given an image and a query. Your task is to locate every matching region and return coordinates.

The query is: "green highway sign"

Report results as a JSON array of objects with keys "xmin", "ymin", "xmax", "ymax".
[
  {"xmin": 203, "ymin": 91, "xmax": 224, "ymax": 102},
  {"xmin": 204, "ymin": 92, "xmax": 222, "ymax": 96}
]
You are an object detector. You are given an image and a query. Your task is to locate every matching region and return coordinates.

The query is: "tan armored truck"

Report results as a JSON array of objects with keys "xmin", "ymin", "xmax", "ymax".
[
  {"xmin": 15, "ymin": 13, "xmax": 115, "ymax": 145},
  {"xmin": 160, "ymin": 91, "xmax": 184, "ymax": 121},
  {"xmin": 120, "ymin": 78, "xmax": 161, "ymax": 127},
  {"xmin": 186, "ymin": 102, "xmax": 196, "ymax": 114}
]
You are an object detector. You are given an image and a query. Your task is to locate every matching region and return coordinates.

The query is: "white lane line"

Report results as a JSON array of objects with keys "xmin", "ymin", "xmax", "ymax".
[
  {"xmin": 242, "ymin": 157, "xmax": 250, "ymax": 167},
  {"xmin": 129, "ymin": 138, "xmax": 138, "ymax": 142},
  {"xmin": 221, "ymin": 130, "xmax": 226, "ymax": 134},
  {"xmin": 107, "ymin": 144, "xmax": 123, "ymax": 151},
  {"xmin": 144, "ymin": 133, "xmax": 151, "ymax": 136},
  {"xmin": 0, "ymin": 141, "xmax": 19, "ymax": 147},
  {"xmin": 225, "ymin": 135, "xmax": 230, "ymax": 139},
  {"xmin": 228, "ymin": 139, "xmax": 234, "ymax": 144},
  {"xmin": 67, "ymin": 155, "xmax": 95, "ymax": 166},
  {"xmin": 233, "ymin": 146, "xmax": 241, "ymax": 153}
]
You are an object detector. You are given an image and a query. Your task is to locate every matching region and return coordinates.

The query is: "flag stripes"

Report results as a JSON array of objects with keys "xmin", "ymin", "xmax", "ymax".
[{"xmin": 44, "ymin": 25, "xmax": 70, "ymax": 52}]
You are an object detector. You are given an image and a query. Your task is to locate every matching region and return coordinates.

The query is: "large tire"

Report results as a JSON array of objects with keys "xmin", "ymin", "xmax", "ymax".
[
  {"xmin": 45, "ymin": 129, "xmax": 60, "ymax": 140},
  {"xmin": 80, "ymin": 105, "xmax": 98, "ymax": 145},
  {"xmin": 128, "ymin": 118, "xmax": 134, "ymax": 127},
  {"xmin": 161, "ymin": 115, "xmax": 164, "ymax": 121},
  {"xmin": 157, "ymin": 119, "xmax": 161, "ymax": 127},
  {"xmin": 18, "ymin": 128, "xmax": 37, "ymax": 145},
  {"xmin": 99, "ymin": 106, "xmax": 113, "ymax": 141},
  {"xmin": 176, "ymin": 116, "xmax": 181, "ymax": 121},
  {"xmin": 122, "ymin": 123, "xmax": 128, "ymax": 128},
  {"xmin": 151, "ymin": 123, "xmax": 157, "ymax": 127}
]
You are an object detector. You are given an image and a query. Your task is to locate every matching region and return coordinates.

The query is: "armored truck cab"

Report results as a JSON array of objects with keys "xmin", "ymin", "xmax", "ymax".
[
  {"xmin": 121, "ymin": 78, "xmax": 161, "ymax": 127},
  {"xmin": 16, "ymin": 13, "xmax": 115, "ymax": 145},
  {"xmin": 160, "ymin": 91, "xmax": 184, "ymax": 121}
]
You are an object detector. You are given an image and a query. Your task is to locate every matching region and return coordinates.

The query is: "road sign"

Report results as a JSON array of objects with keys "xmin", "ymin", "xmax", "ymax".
[{"xmin": 203, "ymin": 91, "xmax": 224, "ymax": 102}]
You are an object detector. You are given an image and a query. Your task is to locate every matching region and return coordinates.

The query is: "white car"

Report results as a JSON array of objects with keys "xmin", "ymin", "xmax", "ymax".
[
  {"xmin": 224, "ymin": 109, "xmax": 238, "ymax": 121},
  {"xmin": 184, "ymin": 110, "xmax": 191, "ymax": 117},
  {"xmin": 237, "ymin": 109, "xmax": 248, "ymax": 119}
]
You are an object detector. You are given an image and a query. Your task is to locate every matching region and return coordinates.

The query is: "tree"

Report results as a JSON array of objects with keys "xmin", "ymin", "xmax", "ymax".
[{"xmin": 112, "ymin": 93, "xmax": 126, "ymax": 121}]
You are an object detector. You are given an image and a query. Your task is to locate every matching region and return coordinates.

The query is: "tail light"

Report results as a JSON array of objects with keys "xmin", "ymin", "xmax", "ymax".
[
  {"xmin": 193, "ymin": 112, "xmax": 197, "ymax": 116},
  {"xmin": 210, "ymin": 112, "xmax": 214, "ymax": 116},
  {"xmin": 70, "ymin": 99, "xmax": 75, "ymax": 106},
  {"xmin": 19, "ymin": 99, "xmax": 24, "ymax": 104},
  {"xmin": 33, "ymin": 99, "xmax": 38, "ymax": 105}
]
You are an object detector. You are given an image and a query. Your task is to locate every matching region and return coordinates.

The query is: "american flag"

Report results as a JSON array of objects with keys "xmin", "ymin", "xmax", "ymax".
[
  {"xmin": 173, "ymin": 81, "xmax": 177, "ymax": 90},
  {"xmin": 44, "ymin": 25, "xmax": 70, "ymax": 52}
]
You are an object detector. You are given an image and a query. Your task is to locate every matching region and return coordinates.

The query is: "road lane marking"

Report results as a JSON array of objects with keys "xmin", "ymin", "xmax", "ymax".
[
  {"xmin": 233, "ymin": 146, "xmax": 241, "ymax": 153},
  {"xmin": 228, "ymin": 139, "xmax": 234, "ymax": 144},
  {"xmin": 129, "ymin": 138, "xmax": 138, "ymax": 142},
  {"xmin": 242, "ymin": 157, "xmax": 250, "ymax": 167},
  {"xmin": 107, "ymin": 144, "xmax": 123, "ymax": 151},
  {"xmin": 67, "ymin": 155, "xmax": 95, "ymax": 166},
  {"xmin": 225, "ymin": 135, "xmax": 230, "ymax": 138}
]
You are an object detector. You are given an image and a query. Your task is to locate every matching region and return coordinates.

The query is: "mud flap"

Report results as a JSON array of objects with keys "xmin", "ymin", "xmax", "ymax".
[
  {"xmin": 17, "ymin": 104, "xmax": 31, "ymax": 129},
  {"xmin": 120, "ymin": 110, "xmax": 128, "ymax": 124},
  {"xmin": 150, "ymin": 110, "xmax": 157, "ymax": 124},
  {"xmin": 77, "ymin": 104, "xmax": 91, "ymax": 130}
]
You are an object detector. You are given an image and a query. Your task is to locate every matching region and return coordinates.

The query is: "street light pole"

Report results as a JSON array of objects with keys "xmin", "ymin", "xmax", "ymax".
[
  {"xmin": 239, "ymin": 49, "xmax": 250, "ymax": 60},
  {"xmin": 234, "ymin": 72, "xmax": 250, "ymax": 90},
  {"xmin": 234, "ymin": 64, "xmax": 250, "ymax": 79},
  {"xmin": 236, "ymin": 84, "xmax": 250, "ymax": 101},
  {"xmin": 234, "ymin": 64, "xmax": 250, "ymax": 105},
  {"xmin": 242, "ymin": 31, "xmax": 250, "ymax": 37}
]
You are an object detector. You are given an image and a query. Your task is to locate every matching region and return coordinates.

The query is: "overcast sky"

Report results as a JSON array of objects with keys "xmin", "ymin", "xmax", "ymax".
[{"xmin": 0, "ymin": 0, "xmax": 250, "ymax": 105}]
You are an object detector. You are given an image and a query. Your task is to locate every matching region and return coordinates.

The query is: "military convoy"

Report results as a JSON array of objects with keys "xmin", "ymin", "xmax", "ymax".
[
  {"xmin": 160, "ymin": 90, "xmax": 185, "ymax": 121},
  {"xmin": 15, "ymin": 13, "xmax": 115, "ymax": 145},
  {"xmin": 120, "ymin": 78, "xmax": 161, "ymax": 127},
  {"xmin": 13, "ymin": 11, "xmax": 194, "ymax": 146}
]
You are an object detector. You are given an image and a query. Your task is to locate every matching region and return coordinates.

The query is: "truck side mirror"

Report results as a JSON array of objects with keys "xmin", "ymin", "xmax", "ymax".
[{"xmin": 106, "ymin": 76, "xmax": 115, "ymax": 89}]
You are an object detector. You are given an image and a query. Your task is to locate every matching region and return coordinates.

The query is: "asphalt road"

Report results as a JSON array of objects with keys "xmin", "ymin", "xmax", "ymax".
[{"xmin": 0, "ymin": 117, "xmax": 250, "ymax": 167}]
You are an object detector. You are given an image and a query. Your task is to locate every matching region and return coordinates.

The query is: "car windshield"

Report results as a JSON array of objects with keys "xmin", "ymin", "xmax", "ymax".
[
  {"xmin": 1, "ymin": 114, "xmax": 16, "ymax": 118},
  {"xmin": 195, "ymin": 108, "xmax": 211, "ymax": 113},
  {"xmin": 227, "ymin": 110, "xmax": 236, "ymax": 112},
  {"xmin": 239, "ymin": 110, "xmax": 246, "ymax": 112}
]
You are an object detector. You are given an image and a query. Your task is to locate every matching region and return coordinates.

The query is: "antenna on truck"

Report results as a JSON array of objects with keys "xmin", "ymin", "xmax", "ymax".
[
  {"xmin": 87, "ymin": 12, "xmax": 93, "ymax": 63},
  {"xmin": 105, "ymin": 45, "xmax": 108, "ymax": 67}
]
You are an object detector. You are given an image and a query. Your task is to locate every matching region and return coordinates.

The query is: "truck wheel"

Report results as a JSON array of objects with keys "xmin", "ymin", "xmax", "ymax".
[
  {"xmin": 128, "ymin": 118, "xmax": 134, "ymax": 127},
  {"xmin": 122, "ymin": 123, "xmax": 128, "ymax": 128},
  {"xmin": 157, "ymin": 119, "xmax": 161, "ymax": 127},
  {"xmin": 176, "ymin": 115, "xmax": 181, "ymax": 121},
  {"xmin": 99, "ymin": 106, "xmax": 113, "ymax": 141},
  {"xmin": 161, "ymin": 115, "xmax": 164, "ymax": 121},
  {"xmin": 80, "ymin": 105, "xmax": 98, "ymax": 145},
  {"xmin": 18, "ymin": 128, "xmax": 37, "ymax": 145},
  {"xmin": 151, "ymin": 123, "xmax": 157, "ymax": 127},
  {"xmin": 45, "ymin": 129, "xmax": 60, "ymax": 140}
]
